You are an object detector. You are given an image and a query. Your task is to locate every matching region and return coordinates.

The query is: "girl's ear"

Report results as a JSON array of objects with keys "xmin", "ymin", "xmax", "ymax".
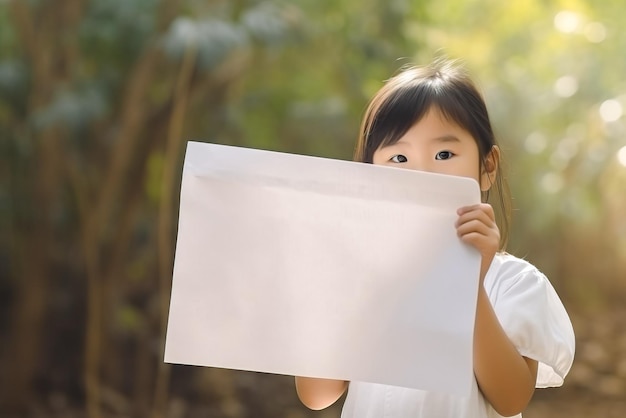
[{"xmin": 480, "ymin": 145, "xmax": 500, "ymax": 192}]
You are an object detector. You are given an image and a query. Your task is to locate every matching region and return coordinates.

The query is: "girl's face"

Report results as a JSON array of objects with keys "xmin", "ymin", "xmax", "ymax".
[{"xmin": 372, "ymin": 107, "xmax": 496, "ymax": 191}]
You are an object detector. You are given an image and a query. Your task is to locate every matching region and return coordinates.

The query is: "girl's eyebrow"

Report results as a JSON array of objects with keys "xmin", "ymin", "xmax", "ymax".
[
  {"xmin": 432, "ymin": 135, "xmax": 461, "ymax": 143},
  {"xmin": 391, "ymin": 134, "xmax": 462, "ymax": 148}
]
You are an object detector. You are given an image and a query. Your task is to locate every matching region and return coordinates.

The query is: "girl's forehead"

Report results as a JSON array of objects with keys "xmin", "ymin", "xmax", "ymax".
[
  {"xmin": 409, "ymin": 107, "xmax": 468, "ymax": 132},
  {"xmin": 383, "ymin": 109, "xmax": 478, "ymax": 148}
]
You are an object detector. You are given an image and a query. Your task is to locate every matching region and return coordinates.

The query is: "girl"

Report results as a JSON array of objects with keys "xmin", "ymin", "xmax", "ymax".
[{"xmin": 294, "ymin": 59, "xmax": 575, "ymax": 418}]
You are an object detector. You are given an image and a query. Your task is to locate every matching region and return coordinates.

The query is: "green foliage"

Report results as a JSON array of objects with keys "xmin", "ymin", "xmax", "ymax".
[{"xmin": 416, "ymin": 0, "xmax": 626, "ymax": 298}]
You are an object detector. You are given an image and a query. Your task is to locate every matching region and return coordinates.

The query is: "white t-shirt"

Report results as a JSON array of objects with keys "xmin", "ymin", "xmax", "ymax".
[{"xmin": 340, "ymin": 253, "xmax": 575, "ymax": 418}]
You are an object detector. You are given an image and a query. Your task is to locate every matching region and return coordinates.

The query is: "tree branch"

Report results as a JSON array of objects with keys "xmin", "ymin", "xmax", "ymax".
[{"xmin": 152, "ymin": 43, "xmax": 198, "ymax": 418}]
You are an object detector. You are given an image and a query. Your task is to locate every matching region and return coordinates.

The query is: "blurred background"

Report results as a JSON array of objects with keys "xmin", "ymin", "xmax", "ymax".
[{"xmin": 1, "ymin": 0, "xmax": 625, "ymax": 417}]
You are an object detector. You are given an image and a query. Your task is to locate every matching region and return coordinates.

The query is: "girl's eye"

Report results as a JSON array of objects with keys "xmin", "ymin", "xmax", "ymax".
[
  {"xmin": 390, "ymin": 154, "xmax": 408, "ymax": 163},
  {"xmin": 435, "ymin": 151, "xmax": 454, "ymax": 160}
]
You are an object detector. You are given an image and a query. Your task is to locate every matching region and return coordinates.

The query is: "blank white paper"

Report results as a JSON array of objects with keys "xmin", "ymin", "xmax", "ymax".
[{"xmin": 165, "ymin": 141, "xmax": 481, "ymax": 397}]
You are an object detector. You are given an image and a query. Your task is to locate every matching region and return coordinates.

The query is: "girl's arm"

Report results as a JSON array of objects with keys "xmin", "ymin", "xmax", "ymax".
[
  {"xmin": 457, "ymin": 204, "xmax": 538, "ymax": 417},
  {"xmin": 294, "ymin": 377, "xmax": 348, "ymax": 410},
  {"xmin": 473, "ymin": 285, "xmax": 538, "ymax": 416}
]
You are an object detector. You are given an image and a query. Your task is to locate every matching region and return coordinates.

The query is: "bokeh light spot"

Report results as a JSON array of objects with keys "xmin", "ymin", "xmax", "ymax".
[
  {"xmin": 556, "ymin": 137, "xmax": 579, "ymax": 161},
  {"xmin": 554, "ymin": 11, "xmax": 580, "ymax": 33},
  {"xmin": 618, "ymin": 146, "xmax": 626, "ymax": 167},
  {"xmin": 599, "ymin": 100, "xmax": 623, "ymax": 122},
  {"xmin": 554, "ymin": 75, "xmax": 578, "ymax": 98},
  {"xmin": 585, "ymin": 22, "xmax": 607, "ymax": 43},
  {"xmin": 525, "ymin": 132, "xmax": 547, "ymax": 154},
  {"xmin": 541, "ymin": 172, "xmax": 564, "ymax": 193}
]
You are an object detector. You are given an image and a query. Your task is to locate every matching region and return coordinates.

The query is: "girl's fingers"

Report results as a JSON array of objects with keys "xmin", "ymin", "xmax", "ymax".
[
  {"xmin": 455, "ymin": 204, "xmax": 500, "ymax": 254},
  {"xmin": 457, "ymin": 203, "xmax": 495, "ymax": 220},
  {"xmin": 456, "ymin": 219, "xmax": 493, "ymax": 236},
  {"xmin": 456, "ymin": 208, "xmax": 496, "ymax": 230},
  {"xmin": 456, "ymin": 212, "xmax": 493, "ymax": 229}
]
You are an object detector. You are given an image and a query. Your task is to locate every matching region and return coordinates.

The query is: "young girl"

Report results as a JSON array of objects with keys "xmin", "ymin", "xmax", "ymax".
[{"xmin": 294, "ymin": 59, "xmax": 575, "ymax": 418}]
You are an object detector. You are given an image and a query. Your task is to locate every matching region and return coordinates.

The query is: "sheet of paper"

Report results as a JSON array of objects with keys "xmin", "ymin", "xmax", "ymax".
[{"xmin": 165, "ymin": 141, "xmax": 481, "ymax": 397}]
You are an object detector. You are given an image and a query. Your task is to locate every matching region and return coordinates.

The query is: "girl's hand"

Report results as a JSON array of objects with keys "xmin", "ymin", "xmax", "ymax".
[{"xmin": 455, "ymin": 203, "xmax": 500, "ymax": 284}]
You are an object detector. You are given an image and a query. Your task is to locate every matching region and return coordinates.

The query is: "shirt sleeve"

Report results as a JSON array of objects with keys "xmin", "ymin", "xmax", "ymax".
[{"xmin": 492, "ymin": 268, "xmax": 575, "ymax": 388}]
